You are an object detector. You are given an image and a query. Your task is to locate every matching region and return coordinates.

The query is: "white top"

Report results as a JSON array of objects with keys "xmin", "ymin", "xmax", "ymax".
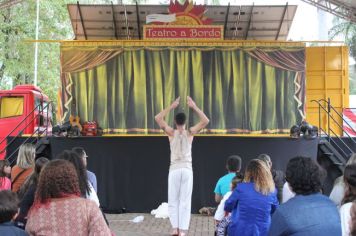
[
  {"xmin": 86, "ymin": 181, "xmax": 100, "ymax": 207},
  {"xmin": 330, "ymin": 177, "xmax": 345, "ymax": 207},
  {"xmin": 282, "ymin": 182, "xmax": 295, "ymax": 203},
  {"xmin": 169, "ymin": 130, "xmax": 192, "ymax": 171},
  {"xmin": 340, "ymin": 202, "xmax": 352, "ymax": 236},
  {"xmin": 214, "ymin": 191, "xmax": 232, "ymax": 221}
]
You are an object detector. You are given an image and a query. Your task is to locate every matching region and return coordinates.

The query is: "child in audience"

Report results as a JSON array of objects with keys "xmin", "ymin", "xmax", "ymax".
[
  {"xmin": 214, "ymin": 173, "xmax": 243, "ymax": 236},
  {"xmin": 225, "ymin": 159, "xmax": 278, "ymax": 236},
  {"xmin": 0, "ymin": 160, "xmax": 11, "ymax": 191},
  {"xmin": 0, "ymin": 190, "xmax": 28, "ymax": 235},
  {"xmin": 214, "ymin": 155, "xmax": 242, "ymax": 203}
]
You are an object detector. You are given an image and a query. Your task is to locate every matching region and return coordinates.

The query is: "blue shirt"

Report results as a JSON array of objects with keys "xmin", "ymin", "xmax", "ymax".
[
  {"xmin": 225, "ymin": 182, "xmax": 278, "ymax": 236},
  {"xmin": 269, "ymin": 193, "xmax": 341, "ymax": 236},
  {"xmin": 0, "ymin": 221, "xmax": 28, "ymax": 236},
  {"xmin": 87, "ymin": 170, "xmax": 97, "ymax": 193},
  {"xmin": 214, "ymin": 173, "xmax": 236, "ymax": 196}
]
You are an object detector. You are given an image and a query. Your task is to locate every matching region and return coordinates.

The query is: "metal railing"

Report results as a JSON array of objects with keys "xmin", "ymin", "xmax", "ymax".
[
  {"xmin": 311, "ymin": 98, "xmax": 356, "ymax": 158},
  {"xmin": 0, "ymin": 101, "xmax": 53, "ymax": 164}
]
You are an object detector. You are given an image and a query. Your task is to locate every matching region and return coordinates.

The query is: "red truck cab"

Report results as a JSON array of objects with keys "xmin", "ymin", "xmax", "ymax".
[{"xmin": 0, "ymin": 85, "xmax": 52, "ymax": 159}]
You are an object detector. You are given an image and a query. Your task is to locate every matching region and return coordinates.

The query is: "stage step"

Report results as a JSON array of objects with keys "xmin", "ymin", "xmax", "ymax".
[{"xmin": 318, "ymin": 141, "xmax": 346, "ymax": 172}]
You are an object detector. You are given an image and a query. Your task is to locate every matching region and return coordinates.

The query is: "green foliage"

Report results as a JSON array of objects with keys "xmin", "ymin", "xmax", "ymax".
[
  {"xmin": 0, "ymin": 0, "xmax": 112, "ymax": 108},
  {"xmin": 350, "ymin": 64, "xmax": 356, "ymax": 95},
  {"xmin": 329, "ymin": 18, "xmax": 356, "ymax": 95},
  {"xmin": 0, "ymin": 0, "xmax": 74, "ymax": 107}
]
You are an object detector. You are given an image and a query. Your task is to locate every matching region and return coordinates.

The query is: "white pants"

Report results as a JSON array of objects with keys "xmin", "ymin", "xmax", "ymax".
[{"xmin": 168, "ymin": 168, "xmax": 193, "ymax": 230}]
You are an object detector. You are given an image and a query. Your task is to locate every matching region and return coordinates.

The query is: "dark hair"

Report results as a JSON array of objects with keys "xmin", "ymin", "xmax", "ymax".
[
  {"xmin": 72, "ymin": 147, "xmax": 86, "ymax": 159},
  {"xmin": 231, "ymin": 172, "xmax": 244, "ymax": 190},
  {"xmin": 0, "ymin": 160, "xmax": 10, "ymax": 188},
  {"xmin": 18, "ymin": 157, "xmax": 49, "ymax": 200},
  {"xmin": 0, "ymin": 159, "xmax": 9, "ymax": 177},
  {"xmin": 286, "ymin": 156, "xmax": 323, "ymax": 195},
  {"xmin": 0, "ymin": 190, "xmax": 19, "ymax": 223},
  {"xmin": 226, "ymin": 155, "xmax": 242, "ymax": 172},
  {"xmin": 343, "ymin": 164, "xmax": 356, "ymax": 204},
  {"xmin": 56, "ymin": 150, "xmax": 90, "ymax": 196},
  {"xmin": 257, "ymin": 154, "xmax": 272, "ymax": 169},
  {"xmin": 175, "ymin": 113, "xmax": 186, "ymax": 125},
  {"xmin": 34, "ymin": 159, "xmax": 80, "ymax": 205}
]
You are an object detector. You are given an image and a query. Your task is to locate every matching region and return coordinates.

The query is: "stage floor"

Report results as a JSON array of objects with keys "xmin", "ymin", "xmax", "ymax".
[{"xmin": 106, "ymin": 213, "xmax": 215, "ymax": 236}]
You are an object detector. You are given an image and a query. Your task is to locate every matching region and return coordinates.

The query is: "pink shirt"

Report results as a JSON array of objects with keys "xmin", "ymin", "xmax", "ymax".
[{"xmin": 0, "ymin": 177, "xmax": 11, "ymax": 190}]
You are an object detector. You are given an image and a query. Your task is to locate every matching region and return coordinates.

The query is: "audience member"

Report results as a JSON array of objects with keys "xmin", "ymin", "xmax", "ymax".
[
  {"xmin": 269, "ymin": 156, "xmax": 341, "ymax": 236},
  {"xmin": 340, "ymin": 164, "xmax": 356, "ymax": 236},
  {"xmin": 25, "ymin": 159, "xmax": 110, "ymax": 235},
  {"xmin": 214, "ymin": 155, "xmax": 242, "ymax": 203},
  {"xmin": 215, "ymin": 173, "xmax": 243, "ymax": 236},
  {"xmin": 0, "ymin": 190, "xmax": 28, "ymax": 235},
  {"xmin": 282, "ymin": 181, "xmax": 295, "ymax": 203},
  {"xmin": 258, "ymin": 154, "xmax": 285, "ymax": 203},
  {"xmin": 350, "ymin": 201, "xmax": 356, "ymax": 236},
  {"xmin": 16, "ymin": 157, "xmax": 49, "ymax": 228},
  {"xmin": 0, "ymin": 160, "xmax": 11, "ymax": 191},
  {"xmin": 330, "ymin": 153, "xmax": 356, "ymax": 207},
  {"xmin": 72, "ymin": 147, "xmax": 98, "ymax": 192},
  {"xmin": 57, "ymin": 150, "xmax": 99, "ymax": 206},
  {"xmin": 225, "ymin": 159, "xmax": 278, "ymax": 236},
  {"xmin": 11, "ymin": 143, "xmax": 35, "ymax": 193}
]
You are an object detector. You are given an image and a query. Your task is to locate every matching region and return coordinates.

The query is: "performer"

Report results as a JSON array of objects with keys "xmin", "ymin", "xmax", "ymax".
[{"xmin": 155, "ymin": 96, "xmax": 209, "ymax": 236}]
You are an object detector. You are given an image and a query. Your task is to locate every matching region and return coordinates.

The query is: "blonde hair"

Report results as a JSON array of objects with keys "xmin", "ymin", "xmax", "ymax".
[
  {"xmin": 16, "ymin": 143, "xmax": 35, "ymax": 169},
  {"xmin": 244, "ymin": 159, "xmax": 275, "ymax": 195}
]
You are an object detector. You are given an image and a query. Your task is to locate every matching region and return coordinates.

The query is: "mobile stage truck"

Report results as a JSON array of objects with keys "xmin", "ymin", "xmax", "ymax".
[{"xmin": 3, "ymin": 1, "xmax": 355, "ymax": 213}]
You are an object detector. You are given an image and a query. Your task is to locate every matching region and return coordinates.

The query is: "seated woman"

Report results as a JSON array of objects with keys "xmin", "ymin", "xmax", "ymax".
[
  {"xmin": 25, "ymin": 159, "xmax": 111, "ymax": 235},
  {"xmin": 269, "ymin": 156, "xmax": 341, "ymax": 236},
  {"xmin": 340, "ymin": 163, "xmax": 356, "ymax": 236},
  {"xmin": 11, "ymin": 143, "xmax": 36, "ymax": 193},
  {"xmin": 57, "ymin": 150, "xmax": 99, "ymax": 206},
  {"xmin": 224, "ymin": 159, "xmax": 278, "ymax": 236}
]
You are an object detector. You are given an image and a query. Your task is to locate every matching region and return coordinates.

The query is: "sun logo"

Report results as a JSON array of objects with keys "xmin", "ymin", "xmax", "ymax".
[{"xmin": 167, "ymin": 0, "xmax": 213, "ymax": 25}]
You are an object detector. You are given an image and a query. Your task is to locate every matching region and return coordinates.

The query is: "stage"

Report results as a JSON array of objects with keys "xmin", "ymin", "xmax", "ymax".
[{"xmin": 7, "ymin": 136, "xmax": 318, "ymax": 213}]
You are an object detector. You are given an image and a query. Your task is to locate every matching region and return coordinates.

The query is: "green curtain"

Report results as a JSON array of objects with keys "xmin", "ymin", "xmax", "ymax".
[{"xmin": 69, "ymin": 49, "xmax": 301, "ymax": 134}]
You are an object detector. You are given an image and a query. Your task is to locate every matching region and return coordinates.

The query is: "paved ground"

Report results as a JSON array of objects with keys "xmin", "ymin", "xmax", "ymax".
[{"xmin": 107, "ymin": 213, "xmax": 215, "ymax": 236}]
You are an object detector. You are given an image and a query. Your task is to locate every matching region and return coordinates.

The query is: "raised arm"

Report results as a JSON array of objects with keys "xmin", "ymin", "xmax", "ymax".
[
  {"xmin": 187, "ymin": 96, "xmax": 209, "ymax": 135},
  {"xmin": 155, "ymin": 97, "xmax": 180, "ymax": 136}
]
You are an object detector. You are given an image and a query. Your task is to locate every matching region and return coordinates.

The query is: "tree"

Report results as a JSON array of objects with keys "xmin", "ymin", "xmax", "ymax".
[
  {"xmin": 0, "ymin": 0, "xmax": 112, "ymax": 107},
  {"xmin": 329, "ymin": 18, "xmax": 356, "ymax": 95},
  {"xmin": 0, "ymin": 0, "xmax": 73, "ymax": 105}
]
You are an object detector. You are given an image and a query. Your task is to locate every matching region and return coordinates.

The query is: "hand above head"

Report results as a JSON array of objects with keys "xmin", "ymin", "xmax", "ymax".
[
  {"xmin": 170, "ymin": 97, "xmax": 180, "ymax": 109},
  {"xmin": 187, "ymin": 96, "xmax": 196, "ymax": 109}
]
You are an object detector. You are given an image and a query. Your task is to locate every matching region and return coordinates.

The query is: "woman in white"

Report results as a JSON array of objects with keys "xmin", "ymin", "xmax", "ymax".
[
  {"xmin": 330, "ymin": 154, "xmax": 356, "ymax": 207},
  {"xmin": 340, "ymin": 163, "xmax": 356, "ymax": 236},
  {"xmin": 155, "ymin": 96, "xmax": 209, "ymax": 236}
]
